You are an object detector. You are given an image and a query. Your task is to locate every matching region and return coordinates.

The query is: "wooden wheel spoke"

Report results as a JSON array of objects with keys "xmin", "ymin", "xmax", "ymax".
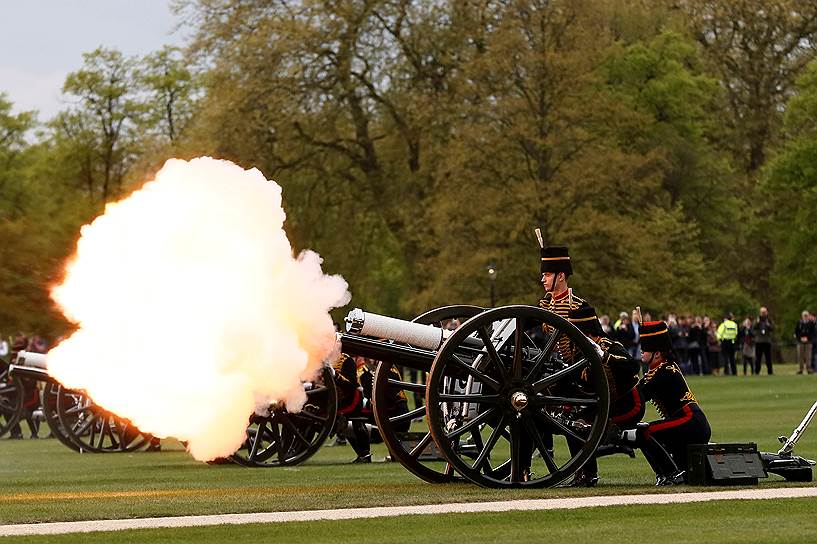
[
  {"xmin": 270, "ymin": 423, "xmax": 286, "ymax": 460},
  {"xmin": 445, "ymin": 407, "xmax": 497, "ymax": 440},
  {"xmin": 537, "ymin": 395, "xmax": 597, "ymax": 407},
  {"xmin": 512, "ymin": 318, "xmax": 524, "ymax": 379},
  {"xmin": 72, "ymin": 412, "xmax": 98, "ymax": 436},
  {"xmin": 509, "ymin": 419, "xmax": 522, "ymax": 483},
  {"xmin": 387, "ymin": 379, "xmax": 426, "ymax": 394},
  {"xmin": 390, "ymin": 405, "xmax": 426, "ymax": 423},
  {"xmin": 525, "ymin": 331, "xmax": 562, "ymax": 382},
  {"xmin": 532, "ymin": 358, "xmax": 589, "ymax": 392},
  {"xmin": 535, "ymin": 409, "xmax": 584, "ymax": 442},
  {"xmin": 281, "ymin": 415, "xmax": 312, "ymax": 448},
  {"xmin": 523, "ymin": 416, "xmax": 558, "ymax": 473},
  {"xmin": 448, "ymin": 355, "xmax": 501, "ymax": 392},
  {"xmin": 476, "ymin": 326, "xmax": 507, "ymax": 381},
  {"xmin": 249, "ymin": 420, "xmax": 266, "ymax": 459},
  {"xmin": 472, "ymin": 412, "xmax": 507, "ymax": 471},
  {"xmin": 409, "ymin": 431, "xmax": 434, "ymax": 458}
]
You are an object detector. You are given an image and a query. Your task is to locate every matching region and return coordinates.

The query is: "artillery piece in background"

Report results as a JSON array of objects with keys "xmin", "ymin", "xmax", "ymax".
[{"xmin": 5, "ymin": 352, "xmax": 153, "ymax": 453}]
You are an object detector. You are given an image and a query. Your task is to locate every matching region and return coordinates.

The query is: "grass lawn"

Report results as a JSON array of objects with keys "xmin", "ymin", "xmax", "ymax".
[
  {"xmin": 1, "ymin": 366, "xmax": 815, "ymax": 541},
  {"xmin": 7, "ymin": 498, "xmax": 817, "ymax": 544}
]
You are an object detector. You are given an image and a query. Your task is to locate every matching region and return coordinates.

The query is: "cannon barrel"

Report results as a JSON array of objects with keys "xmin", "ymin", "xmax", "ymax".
[
  {"xmin": 9, "ymin": 351, "xmax": 54, "ymax": 382},
  {"xmin": 338, "ymin": 333, "xmax": 436, "ymax": 372},
  {"xmin": 341, "ymin": 308, "xmax": 484, "ymax": 371}
]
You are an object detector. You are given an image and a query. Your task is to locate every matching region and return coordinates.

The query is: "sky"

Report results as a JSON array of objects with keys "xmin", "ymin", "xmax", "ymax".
[{"xmin": 0, "ymin": 0, "xmax": 188, "ymax": 121}]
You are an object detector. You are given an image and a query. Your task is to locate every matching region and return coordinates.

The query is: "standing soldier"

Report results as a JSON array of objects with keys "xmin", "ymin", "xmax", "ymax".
[
  {"xmin": 532, "ymin": 235, "xmax": 595, "ymax": 484},
  {"xmin": 631, "ymin": 320, "xmax": 712, "ymax": 484}
]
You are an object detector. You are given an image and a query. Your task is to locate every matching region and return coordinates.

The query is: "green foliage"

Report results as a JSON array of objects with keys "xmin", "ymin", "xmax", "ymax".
[
  {"xmin": 6, "ymin": 0, "xmax": 817, "ymax": 334},
  {"xmin": 763, "ymin": 61, "xmax": 817, "ymax": 330}
]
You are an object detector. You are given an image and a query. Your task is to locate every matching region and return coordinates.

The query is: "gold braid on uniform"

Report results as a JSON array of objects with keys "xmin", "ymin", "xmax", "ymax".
[{"xmin": 538, "ymin": 289, "xmax": 586, "ymax": 362}]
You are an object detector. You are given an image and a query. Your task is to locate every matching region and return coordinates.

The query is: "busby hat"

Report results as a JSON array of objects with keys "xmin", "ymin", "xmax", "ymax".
[
  {"xmin": 568, "ymin": 305, "xmax": 603, "ymax": 337},
  {"xmin": 639, "ymin": 321, "xmax": 672, "ymax": 353},
  {"xmin": 540, "ymin": 246, "xmax": 573, "ymax": 275}
]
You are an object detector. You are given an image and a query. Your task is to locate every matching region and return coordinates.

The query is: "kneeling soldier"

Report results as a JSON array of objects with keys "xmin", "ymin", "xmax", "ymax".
[
  {"xmin": 633, "ymin": 321, "xmax": 712, "ymax": 484},
  {"xmin": 568, "ymin": 305, "xmax": 643, "ymax": 486}
]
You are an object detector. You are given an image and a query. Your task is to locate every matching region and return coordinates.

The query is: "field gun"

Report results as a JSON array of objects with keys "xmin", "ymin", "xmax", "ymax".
[
  {"xmin": 337, "ymin": 304, "xmax": 610, "ymax": 488},
  {"xmin": 7, "ymin": 351, "xmax": 153, "ymax": 453}
]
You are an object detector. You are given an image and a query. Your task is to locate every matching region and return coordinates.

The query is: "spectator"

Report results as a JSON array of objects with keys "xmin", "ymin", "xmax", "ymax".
[
  {"xmin": 717, "ymin": 313, "xmax": 738, "ymax": 376},
  {"xmin": 753, "ymin": 307, "xmax": 774, "ymax": 375},
  {"xmin": 615, "ymin": 315, "xmax": 636, "ymax": 356},
  {"xmin": 706, "ymin": 318, "xmax": 722, "ymax": 376},
  {"xmin": 670, "ymin": 316, "xmax": 690, "ymax": 372},
  {"xmin": 794, "ymin": 311, "xmax": 815, "ymax": 374},
  {"xmin": 737, "ymin": 318, "xmax": 755, "ymax": 375},
  {"xmin": 687, "ymin": 316, "xmax": 705, "ymax": 375}
]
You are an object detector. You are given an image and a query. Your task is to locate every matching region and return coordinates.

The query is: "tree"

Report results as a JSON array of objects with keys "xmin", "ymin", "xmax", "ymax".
[
  {"xmin": 0, "ymin": 93, "xmax": 36, "ymax": 217},
  {"xmin": 53, "ymin": 48, "xmax": 143, "ymax": 202},
  {"xmin": 764, "ymin": 60, "xmax": 817, "ymax": 327},
  {"xmin": 678, "ymin": 0, "xmax": 817, "ymax": 175},
  {"xmin": 137, "ymin": 46, "xmax": 199, "ymax": 144}
]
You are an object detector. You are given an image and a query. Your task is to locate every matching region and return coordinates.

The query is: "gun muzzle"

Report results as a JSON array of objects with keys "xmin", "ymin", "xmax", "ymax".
[{"xmin": 15, "ymin": 350, "xmax": 48, "ymax": 370}]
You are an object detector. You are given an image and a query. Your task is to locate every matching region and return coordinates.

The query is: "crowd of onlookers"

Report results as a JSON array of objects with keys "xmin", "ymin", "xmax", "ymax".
[{"xmin": 597, "ymin": 307, "xmax": 817, "ymax": 376}]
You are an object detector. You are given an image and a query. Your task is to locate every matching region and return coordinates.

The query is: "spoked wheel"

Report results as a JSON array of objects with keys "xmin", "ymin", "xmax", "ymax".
[
  {"xmin": 41, "ymin": 382, "xmax": 81, "ymax": 452},
  {"xmin": 373, "ymin": 305, "xmax": 484, "ymax": 483},
  {"xmin": 0, "ymin": 366, "xmax": 23, "ymax": 438},
  {"xmin": 426, "ymin": 305, "xmax": 609, "ymax": 488},
  {"xmin": 56, "ymin": 386, "xmax": 152, "ymax": 453},
  {"xmin": 231, "ymin": 366, "xmax": 337, "ymax": 467}
]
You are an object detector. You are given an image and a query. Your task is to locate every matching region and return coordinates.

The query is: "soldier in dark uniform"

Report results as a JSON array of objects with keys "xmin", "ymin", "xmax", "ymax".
[
  {"xmin": 538, "ymin": 245, "xmax": 591, "ymax": 359},
  {"xmin": 332, "ymin": 353, "xmax": 371, "ymax": 462},
  {"xmin": 531, "ymin": 245, "xmax": 595, "ymax": 485},
  {"xmin": 631, "ymin": 321, "xmax": 712, "ymax": 484},
  {"xmin": 569, "ymin": 306, "xmax": 644, "ymax": 427},
  {"xmin": 567, "ymin": 305, "xmax": 643, "ymax": 486}
]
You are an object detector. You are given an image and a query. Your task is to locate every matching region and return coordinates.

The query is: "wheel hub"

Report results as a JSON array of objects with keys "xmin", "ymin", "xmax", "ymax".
[{"xmin": 510, "ymin": 391, "xmax": 528, "ymax": 411}]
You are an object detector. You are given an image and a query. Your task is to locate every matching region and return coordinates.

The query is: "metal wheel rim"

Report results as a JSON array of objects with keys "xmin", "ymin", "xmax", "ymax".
[
  {"xmin": 56, "ymin": 386, "xmax": 151, "ymax": 453},
  {"xmin": 372, "ymin": 305, "xmax": 484, "ymax": 483},
  {"xmin": 0, "ymin": 368, "xmax": 23, "ymax": 438},
  {"xmin": 231, "ymin": 366, "xmax": 338, "ymax": 467}
]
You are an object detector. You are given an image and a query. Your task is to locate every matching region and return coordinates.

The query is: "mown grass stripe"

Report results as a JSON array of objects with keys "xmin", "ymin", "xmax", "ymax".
[{"xmin": 1, "ymin": 487, "xmax": 816, "ymax": 537}]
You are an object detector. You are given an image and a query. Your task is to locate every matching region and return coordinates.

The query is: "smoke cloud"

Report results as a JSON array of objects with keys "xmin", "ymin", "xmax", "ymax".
[{"xmin": 48, "ymin": 157, "xmax": 350, "ymax": 461}]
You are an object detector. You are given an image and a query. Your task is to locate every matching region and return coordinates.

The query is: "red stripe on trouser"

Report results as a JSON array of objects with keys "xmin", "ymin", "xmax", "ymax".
[
  {"xmin": 611, "ymin": 388, "xmax": 642, "ymax": 424},
  {"xmin": 644, "ymin": 404, "xmax": 693, "ymax": 439},
  {"xmin": 338, "ymin": 389, "xmax": 362, "ymax": 415}
]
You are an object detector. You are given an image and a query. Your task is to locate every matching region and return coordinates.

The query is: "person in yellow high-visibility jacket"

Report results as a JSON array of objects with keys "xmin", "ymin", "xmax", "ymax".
[{"xmin": 717, "ymin": 313, "xmax": 739, "ymax": 376}]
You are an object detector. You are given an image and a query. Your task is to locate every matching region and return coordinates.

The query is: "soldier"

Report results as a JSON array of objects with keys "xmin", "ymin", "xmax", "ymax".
[
  {"xmin": 538, "ymin": 245, "xmax": 591, "ymax": 357},
  {"xmin": 332, "ymin": 353, "xmax": 371, "ymax": 463},
  {"xmin": 569, "ymin": 306, "xmax": 644, "ymax": 428},
  {"xmin": 628, "ymin": 320, "xmax": 712, "ymax": 484},
  {"xmin": 567, "ymin": 305, "xmax": 643, "ymax": 486},
  {"xmin": 533, "ymin": 243, "xmax": 594, "ymax": 484}
]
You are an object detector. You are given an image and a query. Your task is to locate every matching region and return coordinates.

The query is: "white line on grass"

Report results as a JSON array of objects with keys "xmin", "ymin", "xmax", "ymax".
[{"xmin": 2, "ymin": 486, "xmax": 816, "ymax": 537}]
